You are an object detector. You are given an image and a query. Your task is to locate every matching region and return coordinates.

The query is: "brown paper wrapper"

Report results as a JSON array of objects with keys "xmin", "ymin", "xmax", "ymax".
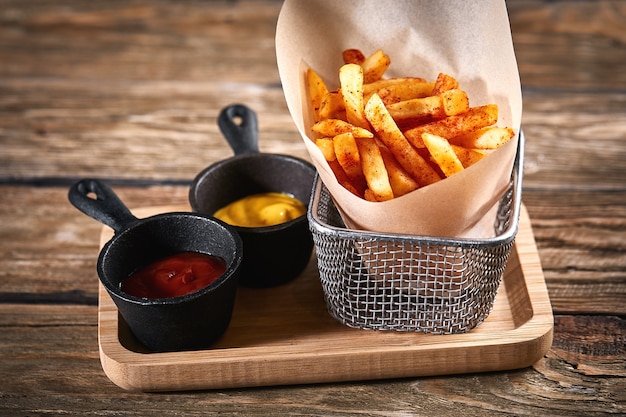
[{"xmin": 276, "ymin": 0, "xmax": 522, "ymax": 238}]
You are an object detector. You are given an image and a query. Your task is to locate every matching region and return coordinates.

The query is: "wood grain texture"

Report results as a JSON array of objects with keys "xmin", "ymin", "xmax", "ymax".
[
  {"xmin": 508, "ymin": 0, "xmax": 626, "ymax": 89},
  {"xmin": 0, "ymin": 0, "xmax": 307, "ymax": 182},
  {"xmin": 0, "ymin": 0, "xmax": 624, "ymax": 415},
  {"xmin": 0, "ymin": 307, "xmax": 622, "ymax": 416}
]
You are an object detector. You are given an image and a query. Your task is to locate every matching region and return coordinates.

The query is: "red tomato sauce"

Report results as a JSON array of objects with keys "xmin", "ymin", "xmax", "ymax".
[{"xmin": 121, "ymin": 252, "xmax": 227, "ymax": 299}]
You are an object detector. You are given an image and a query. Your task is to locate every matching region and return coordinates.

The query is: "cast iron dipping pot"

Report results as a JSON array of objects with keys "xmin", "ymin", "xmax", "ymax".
[
  {"xmin": 68, "ymin": 179, "xmax": 243, "ymax": 353},
  {"xmin": 189, "ymin": 104, "xmax": 316, "ymax": 288}
]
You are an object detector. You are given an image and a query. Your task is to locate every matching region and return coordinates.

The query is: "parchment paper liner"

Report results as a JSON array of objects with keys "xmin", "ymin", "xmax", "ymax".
[{"xmin": 276, "ymin": 0, "xmax": 522, "ymax": 239}]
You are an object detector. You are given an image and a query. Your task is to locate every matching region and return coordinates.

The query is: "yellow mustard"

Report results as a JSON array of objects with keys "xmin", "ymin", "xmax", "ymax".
[{"xmin": 213, "ymin": 192, "xmax": 306, "ymax": 228}]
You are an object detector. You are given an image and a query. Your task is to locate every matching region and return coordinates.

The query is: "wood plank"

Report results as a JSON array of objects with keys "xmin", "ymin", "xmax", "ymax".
[
  {"xmin": 0, "ymin": 305, "xmax": 622, "ymax": 415},
  {"xmin": 0, "ymin": 184, "xmax": 189, "ymax": 299},
  {"xmin": 0, "ymin": 0, "xmax": 283, "ymax": 82},
  {"xmin": 0, "ymin": 80, "xmax": 308, "ymax": 181},
  {"xmin": 521, "ymin": 91, "xmax": 626, "ymax": 190},
  {"xmin": 4, "ymin": 0, "xmax": 624, "ymax": 90},
  {"xmin": 508, "ymin": 0, "xmax": 626, "ymax": 89},
  {"xmin": 523, "ymin": 191, "xmax": 626, "ymax": 315},
  {"xmin": 0, "ymin": 0, "xmax": 307, "ymax": 181}
]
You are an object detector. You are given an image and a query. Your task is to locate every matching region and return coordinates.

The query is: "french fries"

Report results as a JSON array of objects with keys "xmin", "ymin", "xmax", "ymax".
[
  {"xmin": 385, "ymin": 88, "xmax": 469, "ymax": 129},
  {"xmin": 403, "ymin": 104, "xmax": 499, "ymax": 148},
  {"xmin": 421, "ymin": 133, "xmax": 464, "ymax": 178},
  {"xmin": 451, "ymin": 145, "xmax": 491, "ymax": 168},
  {"xmin": 449, "ymin": 126, "xmax": 515, "ymax": 149},
  {"xmin": 431, "ymin": 72, "xmax": 459, "ymax": 95},
  {"xmin": 306, "ymin": 68, "xmax": 328, "ymax": 122},
  {"xmin": 360, "ymin": 49, "xmax": 391, "ymax": 84},
  {"xmin": 306, "ymin": 48, "xmax": 514, "ymax": 201},
  {"xmin": 364, "ymin": 77, "xmax": 433, "ymax": 105},
  {"xmin": 356, "ymin": 137, "xmax": 394, "ymax": 201},
  {"xmin": 318, "ymin": 91, "xmax": 345, "ymax": 120},
  {"xmin": 315, "ymin": 138, "xmax": 336, "ymax": 161},
  {"xmin": 333, "ymin": 132, "xmax": 364, "ymax": 182},
  {"xmin": 378, "ymin": 146, "xmax": 419, "ymax": 196},
  {"xmin": 339, "ymin": 63, "xmax": 369, "ymax": 129},
  {"xmin": 364, "ymin": 93, "xmax": 441, "ymax": 187},
  {"xmin": 342, "ymin": 48, "xmax": 365, "ymax": 65},
  {"xmin": 311, "ymin": 118, "xmax": 373, "ymax": 138}
]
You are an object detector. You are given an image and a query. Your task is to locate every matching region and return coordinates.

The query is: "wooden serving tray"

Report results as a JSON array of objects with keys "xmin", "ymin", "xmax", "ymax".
[{"xmin": 98, "ymin": 204, "xmax": 553, "ymax": 392}]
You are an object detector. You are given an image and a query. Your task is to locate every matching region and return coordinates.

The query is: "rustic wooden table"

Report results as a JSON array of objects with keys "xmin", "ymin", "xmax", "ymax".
[{"xmin": 1, "ymin": 0, "xmax": 624, "ymax": 415}]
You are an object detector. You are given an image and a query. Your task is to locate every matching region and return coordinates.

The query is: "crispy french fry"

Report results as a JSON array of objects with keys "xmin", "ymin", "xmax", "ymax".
[
  {"xmin": 339, "ymin": 63, "xmax": 369, "ymax": 129},
  {"xmin": 386, "ymin": 95, "xmax": 446, "ymax": 124},
  {"xmin": 441, "ymin": 89, "xmax": 469, "ymax": 116},
  {"xmin": 404, "ymin": 104, "xmax": 499, "ymax": 148},
  {"xmin": 306, "ymin": 68, "xmax": 328, "ymax": 122},
  {"xmin": 333, "ymin": 132, "xmax": 364, "ymax": 182},
  {"xmin": 451, "ymin": 145, "xmax": 490, "ymax": 168},
  {"xmin": 422, "ymin": 133, "xmax": 464, "ymax": 177},
  {"xmin": 312, "ymin": 118, "xmax": 373, "ymax": 138},
  {"xmin": 364, "ymin": 93, "xmax": 441, "ymax": 187},
  {"xmin": 318, "ymin": 90, "xmax": 345, "ymax": 120},
  {"xmin": 364, "ymin": 78, "xmax": 434, "ymax": 104},
  {"xmin": 363, "ymin": 189, "xmax": 377, "ymax": 202},
  {"xmin": 363, "ymin": 77, "xmax": 428, "ymax": 95},
  {"xmin": 386, "ymin": 89, "xmax": 469, "ymax": 126},
  {"xmin": 449, "ymin": 126, "xmax": 514, "ymax": 149},
  {"xmin": 360, "ymin": 49, "xmax": 391, "ymax": 83},
  {"xmin": 315, "ymin": 138, "xmax": 336, "ymax": 161},
  {"xmin": 355, "ymin": 137, "xmax": 394, "ymax": 201},
  {"xmin": 328, "ymin": 159, "xmax": 365, "ymax": 197},
  {"xmin": 379, "ymin": 146, "xmax": 419, "ymax": 196},
  {"xmin": 431, "ymin": 73, "xmax": 459, "ymax": 95},
  {"xmin": 343, "ymin": 48, "xmax": 365, "ymax": 65}
]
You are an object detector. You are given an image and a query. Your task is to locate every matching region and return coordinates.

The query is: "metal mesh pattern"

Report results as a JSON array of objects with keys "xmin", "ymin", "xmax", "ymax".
[{"xmin": 307, "ymin": 136, "xmax": 524, "ymax": 334}]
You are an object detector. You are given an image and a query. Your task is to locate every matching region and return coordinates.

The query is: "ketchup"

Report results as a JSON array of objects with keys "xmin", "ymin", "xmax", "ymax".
[{"xmin": 121, "ymin": 252, "xmax": 227, "ymax": 299}]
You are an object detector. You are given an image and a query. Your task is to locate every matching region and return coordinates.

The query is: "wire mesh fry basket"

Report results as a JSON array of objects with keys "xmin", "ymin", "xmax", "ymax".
[{"xmin": 307, "ymin": 133, "xmax": 524, "ymax": 334}]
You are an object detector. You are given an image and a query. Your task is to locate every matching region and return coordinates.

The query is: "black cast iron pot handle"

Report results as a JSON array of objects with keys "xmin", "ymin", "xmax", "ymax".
[
  {"xmin": 68, "ymin": 179, "xmax": 139, "ymax": 234},
  {"xmin": 218, "ymin": 104, "xmax": 259, "ymax": 155}
]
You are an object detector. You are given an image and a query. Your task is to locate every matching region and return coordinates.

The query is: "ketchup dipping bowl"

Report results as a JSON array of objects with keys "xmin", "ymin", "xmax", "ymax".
[
  {"xmin": 69, "ymin": 178, "xmax": 243, "ymax": 353},
  {"xmin": 189, "ymin": 104, "xmax": 316, "ymax": 288}
]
